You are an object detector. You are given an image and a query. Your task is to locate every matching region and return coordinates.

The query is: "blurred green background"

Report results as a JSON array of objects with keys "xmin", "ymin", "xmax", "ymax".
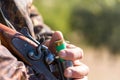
[
  {"xmin": 33, "ymin": 0, "xmax": 120, "ymax": 80},
  {"xmin": 34, "ymin": 0, "xmax": 120, "ymax": 54}
]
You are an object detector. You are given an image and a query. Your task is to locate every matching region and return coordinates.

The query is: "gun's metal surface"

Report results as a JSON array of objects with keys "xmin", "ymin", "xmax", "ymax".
[{"xmin": 0, "ymin": 23, "xmax": 57, "ymax": 80}]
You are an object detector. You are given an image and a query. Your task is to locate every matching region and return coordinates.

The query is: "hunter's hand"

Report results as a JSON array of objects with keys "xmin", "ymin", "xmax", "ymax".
[
  {"xmin": 46, "ymin": 31, "xmax": 89, "ymax": 80},
  {"xmin": 60, "ymin": 44, "xmax": 89, "ymax": 80}
]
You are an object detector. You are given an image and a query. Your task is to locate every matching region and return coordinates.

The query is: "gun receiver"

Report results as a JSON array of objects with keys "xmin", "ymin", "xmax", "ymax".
[{"xmin": 0, "ymin": 23, "xmax": 58, "ymax": 80}]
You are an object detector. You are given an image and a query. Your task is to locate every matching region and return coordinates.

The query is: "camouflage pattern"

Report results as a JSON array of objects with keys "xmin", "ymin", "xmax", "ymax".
[
  {"xmin": 0, "ymin": 0, "xmax": 53, "ymax": 80},
  {"xmin": 0, "ymin": 45, "xmax": 28, "ymax": 80},
  {"xmin": 0, "ymin": 0, "xmax": 52, "ymax": 40}
]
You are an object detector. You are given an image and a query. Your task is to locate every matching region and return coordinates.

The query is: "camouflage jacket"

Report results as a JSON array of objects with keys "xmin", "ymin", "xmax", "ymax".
[{"xmin": 0, "ymin": 0, "xmax": 53, "ymax": 80}]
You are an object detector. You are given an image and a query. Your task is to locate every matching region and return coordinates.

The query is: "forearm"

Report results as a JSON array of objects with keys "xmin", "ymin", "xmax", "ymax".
[{"xmin": 0, "ymin": 45, "xmax": 28, "ymax": 80}]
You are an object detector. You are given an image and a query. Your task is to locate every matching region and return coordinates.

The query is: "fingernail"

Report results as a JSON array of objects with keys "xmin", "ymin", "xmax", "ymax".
[
  {"xmin": 59, "ymin": 50, "xmax": 66, "ymax": 58},
  {"xmin": 65, "ymin": 69, "xmax": 72, "ymax": 77}
]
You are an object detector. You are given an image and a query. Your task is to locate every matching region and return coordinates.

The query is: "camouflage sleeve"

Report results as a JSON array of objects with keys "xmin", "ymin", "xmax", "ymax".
[
  {"xmin": 0, "ymin": 45, "xmax": 28, "ymax": 80},
  {"xmin": 0, "ymin": 0, "xmax": 53, "ymax": 41}
]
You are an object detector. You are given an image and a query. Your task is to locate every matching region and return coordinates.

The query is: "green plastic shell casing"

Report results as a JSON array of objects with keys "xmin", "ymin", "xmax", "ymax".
[
  {"xmin": 56, "ymin": 42, "xmax": 66, "ymax": 52},
  {"xmin": 55, "ymin": 40, "xmax": 66, "ymax": 62}
]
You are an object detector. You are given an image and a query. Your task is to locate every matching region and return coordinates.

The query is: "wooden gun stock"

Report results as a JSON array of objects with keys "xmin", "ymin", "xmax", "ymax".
[{"xmin": 0, "ymin": 23, "xmax": 37, "ymax": 65}]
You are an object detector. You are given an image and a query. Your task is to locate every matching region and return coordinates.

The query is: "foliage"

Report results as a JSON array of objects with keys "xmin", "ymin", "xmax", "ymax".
[
  {"xmin": 34, "ymin": 0, "xmax": 120, "ymax": 54},
  {"xmin": 33, "ymin": 0, "xmax": 74, "ymax": 35},
  {"xmin": 70, "ymin": 0, "xmax": 120, "ymax": 53}
]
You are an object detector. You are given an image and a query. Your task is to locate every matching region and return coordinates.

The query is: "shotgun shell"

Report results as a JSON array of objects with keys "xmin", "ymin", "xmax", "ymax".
[
  {"xmin": 55, "ymin": 39, "xmax": 66, "ymax": 52},
  {"xmin": 55, "ymin": 39, "xmax": 66, "ymax": 62}
]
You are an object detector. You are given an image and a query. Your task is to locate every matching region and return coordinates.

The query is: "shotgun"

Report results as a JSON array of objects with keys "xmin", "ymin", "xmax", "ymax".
[{"xmin": 0, "ymin": 23, "xmax": 74, "ymax": 80}]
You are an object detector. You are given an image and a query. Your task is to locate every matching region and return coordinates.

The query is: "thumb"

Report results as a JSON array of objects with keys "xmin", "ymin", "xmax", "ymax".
[{"xmin": 48, "ymin": 31, "xmax": 64, "ymax": 54}]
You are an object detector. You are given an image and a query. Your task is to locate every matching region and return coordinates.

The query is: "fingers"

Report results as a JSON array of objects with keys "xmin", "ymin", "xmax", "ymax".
[
  {"xmin": 48, "ymin": 31, "xmax": 64, "ymax": 54},
  {"xmin": 47, "ymin": 31, "xmax": 89, "ymax": 80},
  {"xmin": 64, "ymin": 63, "xmax": 89, "ymax": 79},
  {"xmin": 58, "ymin": 44, "xmax": 83, "ymax": 61},
  {"xmin": 48, "ymin": 31, "xmax": 83, "ymax": 61}
]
